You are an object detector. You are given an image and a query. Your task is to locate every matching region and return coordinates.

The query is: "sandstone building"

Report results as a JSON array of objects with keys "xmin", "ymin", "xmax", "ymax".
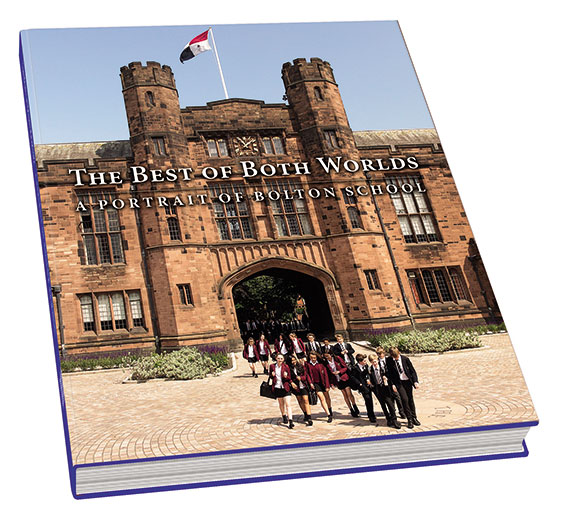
[{"xmin": 36, "ymin": 58, "xmax": 500, "ymax": 356}]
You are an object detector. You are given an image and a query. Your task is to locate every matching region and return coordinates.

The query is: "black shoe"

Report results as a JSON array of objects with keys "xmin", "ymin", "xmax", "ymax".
[
  {"xmin": 307, "ymin": 416, "xmax": 313, "ymax": 426},
  {"xmin": 282, "ymin": 415, "xmax": 288, "ymax": 424},
  {"xmin": 350, "ymin": 408, "xmax": 358, "ymax": 418},
  {"xmin": 352, "ymin": 404, "xmax": 360, "ymax": 415},
  {"xmin": 303, "ymin": 413, "xmax": 308, "ymax": 422},
  {"xmin": 413, "ymin": 418, "xmax": 421, "ymax": 426},
  {"xmin": 387, "ymin": 420, "xmax": 394, "ymax": 427},
  {"xmin": 288, "ymin": 420, "xmax": 294, "ymax": 429},
  {"xmin": 407, "ymin": 420, "xmax": 414, "ymax": 429},
  {"xmin": 398, "ymin": 412, "xmax": 406, "ymax": 419},
  {"xmin": 393, "ymin": 421, "xmax": 402, "ymax": 429},
  {"xmin": 329, "ymin": 408, "xmax": 333, "ymax": 416},
  {"xmin": 369, "ymin": 418, "xmax": 377, "ymax": 424},
  {"xmin": 327, "ymin": 415, "xmax": 333, "ymax": 423}
]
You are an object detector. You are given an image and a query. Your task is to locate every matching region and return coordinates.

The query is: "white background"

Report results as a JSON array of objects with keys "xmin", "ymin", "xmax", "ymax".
[{"xmin": 2, "ymin": 1, "xmax": 565, "ymax": 519}]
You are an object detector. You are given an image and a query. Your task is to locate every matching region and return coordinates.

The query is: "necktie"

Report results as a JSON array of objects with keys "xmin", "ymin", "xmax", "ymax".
[
  {"xmin": 396, "ymin": 359, "xmax": 403, "ymax": 375},
  {"xmin": 375, "ymin": 367, "xmax": 382, "ymax": 385}
]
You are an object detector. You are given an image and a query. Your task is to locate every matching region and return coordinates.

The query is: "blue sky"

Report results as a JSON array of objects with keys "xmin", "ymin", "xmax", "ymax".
[{"xmin": 21, "ymin": 21, "xmax": 434, "ymax": 144}]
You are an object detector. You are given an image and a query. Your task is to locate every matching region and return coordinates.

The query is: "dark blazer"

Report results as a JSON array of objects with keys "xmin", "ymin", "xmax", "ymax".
[
  {"xmin": 368, "ymin": 363, "xmax": 389, "ymax": 388},
  {"xmin": 349, "ymin": 363, "xmax": 372, "ymax": 394},
  {"xmin": 304, "ymin": 340, "xmax": 322, "ymax": 355},
  {"xmin": 242, "ymin": 343, "xmax": 260, "ymax": 360},
  {"xmin": 386, "ymin": 355, "xmax": 418, "ymax": 387},
  {"xmin": 270, "ymin": 363, "xmax": 292, "ymax": 392},
  {"xmin": 255, "ymin": 339, "xmax": 271, "ymax": 356},
  {"xmin": 305, "ymin": 361, "xmax": 330, "ymax": 389},
  {"xmin": 332, "ymin": 342, "xmax": 356, "ymax": 366},
  {"xmin": 323, "ymin": 356, "xmax": 349, "ymax": 386}
]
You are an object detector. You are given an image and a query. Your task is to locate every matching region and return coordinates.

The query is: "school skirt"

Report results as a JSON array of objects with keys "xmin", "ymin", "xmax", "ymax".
[
  {"xmin": 247, "ymin": 356, "xmax": 258, "ymax": 363},
  {"xmin": 313, "ymin": 382, "xmax": 326, "ymax": 393},
  {"xmin": 274, "ymin": 387, "xmax": 290, "ymax": 398},
  {"xmin": 292, "ymin": 387, "xmax": 309, "ymax": 397},
  {"xmin": 258, "ymin": 353, "xmax": 269, "ymax": 362}
]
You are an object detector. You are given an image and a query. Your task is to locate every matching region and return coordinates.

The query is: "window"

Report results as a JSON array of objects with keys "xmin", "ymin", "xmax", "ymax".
[
  {"xmin": 207, "ymin": 138, "xmax": 229, "ymax": 157},
  {"xmin": 209, "ymin": 184, "xmax": 254, "ymax": 240},
  {"xmin": 78, "ymin": 291, "xmax": 145, "ymax": 333},
  {"xmin": 178, "ymin": 284, "xmax": 193, "ymax": 305},
  {"xmin": 314, "ymin": 86, "xmax": 324, "ymax": 101},
  {"xmin": 262, "ymin": 136, "xmax": 285, "ymax": 155},
  {"xmin": 265, "ymin": 179, "xmax": 313, "ymax": 237},
  {"xmin": 164, "ymin": 199, "xmax": 182, "ymax": 241},
  {"xmin": 77, "ymin": 193, "xmax": 125, "ymax": 265},
  {"xmin": 152, "ymin": 137, "xmax": 166, "ymax": 156},
  {"xmin": 323, "ymin": 129, "xmax": 339, "ymax": 148},
  {"xmin": 407, "ymin": 267, "xmax": 470, "ymax": 306},
  {"xmin": 341, "ymin": 188, "xmax": 364, "ymax": 230},
  {"xmin": 364, "ymin": 269, "xmax": 381, "ymax": 290},
  {"xmin": 145, "ymin": 91, "xmax": 156, "ymax": 107},
  {"xmin": 387, "ymin": 176, "xmax": 439, "ymax": 243}
]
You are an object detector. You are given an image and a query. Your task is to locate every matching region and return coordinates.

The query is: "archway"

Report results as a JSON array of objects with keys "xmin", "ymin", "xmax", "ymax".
[{"xmin": 231, "ymin": 267, "xmax": 335, "ymax": 342}]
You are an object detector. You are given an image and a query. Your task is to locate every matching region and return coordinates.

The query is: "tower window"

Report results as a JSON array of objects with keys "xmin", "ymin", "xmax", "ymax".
[
  {"xmin": 262, "ymin": 136, "xmax": 285, "ymax": 155},
  {"xmin": 342, "ymin": 188, "xmax": 364, "ymax": 230},
  {"xmin": 145, "ymin": 91, "xmax": 156, "ymax": 107},
  {"xmin": 323, "ymin": 129, "xmax": 339, "ymax": 148},
  {"xmin": 152, "ymin": 137, "xmax": 166, "ymax": 156},
  {"xmin": 207, "ymin": 138, "xmax": 229, "ymax": 157},
  {"xmin": 164, "ymin": 199, "xmax": 182, "ymax": 241},
  {"xmin": 178, "ymin": 284, "xmax": 194, "ymax": 306},
  {"xmin": 314, "ymin": 86, "xmax": 324, "ymax": 101},
  {"xmin": 363, "ymin": 269, "xmax": 381, "ymax": 290}
]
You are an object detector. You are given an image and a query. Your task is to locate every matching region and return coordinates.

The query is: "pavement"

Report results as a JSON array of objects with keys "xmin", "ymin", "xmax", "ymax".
[{"xmin": 61, "ymin": 333, "xmax": 537, "ymax": 465}]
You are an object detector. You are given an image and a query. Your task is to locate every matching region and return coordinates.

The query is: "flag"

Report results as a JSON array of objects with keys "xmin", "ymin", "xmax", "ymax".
[{"xmin": 180, "ymin": 30, "xmax": 212, "ymax": 63}]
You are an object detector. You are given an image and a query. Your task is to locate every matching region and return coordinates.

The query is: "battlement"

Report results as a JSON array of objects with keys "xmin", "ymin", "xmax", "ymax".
[
  {"xmin": 282, "ymin": 57, "xmax": 336, "ymax": 87},
  {"xmin": 120, "ymin": 61, "xmax": 176, "ymax": 90}
]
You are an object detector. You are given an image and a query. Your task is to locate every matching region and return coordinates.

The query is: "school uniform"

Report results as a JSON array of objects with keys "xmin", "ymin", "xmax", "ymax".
[
  {"xmin": 378, "ymin": 356, "xmax": 405, "ymax": 417},
  {"xmin": 289, "ymin": 337, "xmax": 307, "ymax": 359},
  {"xmin": 273, "ymin": 338, "xmax": 289, "ymax": 361},
  {"xmin": 305, "ymin": 339, "xmax": 322, "ymax": 355},
  {"xmin": 332, "ymin": 341, "xmax": 356, "ymax": 368},
  {"xmin": 290, "ymin": 363, "xmax": 312, "ymax": 396},
  {"xmin": 349, "ymin": 363, "xmax": 376, "ymax": 423},
  {"xmin": 305, "ymin": 360, "xmax": 330, "ymax": 392},
  {"xmin": 386, "ymin": 355, "xmax": 419, "ymax": 426},
  {"xmin": 324, "ymin": 356, "xmax": 350, "ymax": 390},
  {"xmin": 256, "ymin": 339, "xmax": 271, "ymax": 362},
  {"xmin": 369, "ymin": 362, "xmax": 399, "ymax": 428},
  {"xmin": 270, "ymin": 363, "xmax": 292, "ymax": 398},
  {"xmin": 242, "ymin": 342, "xmax": 260, "ymax": 363}
]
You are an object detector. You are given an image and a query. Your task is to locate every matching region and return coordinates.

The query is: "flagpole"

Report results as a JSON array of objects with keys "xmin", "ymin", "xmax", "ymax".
[{"xmin": 209, "ymin": 27, "xmax": 229, "ymax": 100}]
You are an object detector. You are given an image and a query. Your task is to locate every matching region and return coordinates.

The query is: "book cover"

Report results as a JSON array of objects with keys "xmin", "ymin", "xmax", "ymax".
[{"xmin": 19, "ymin": 20, "xmax": 538, "ymax": 499}]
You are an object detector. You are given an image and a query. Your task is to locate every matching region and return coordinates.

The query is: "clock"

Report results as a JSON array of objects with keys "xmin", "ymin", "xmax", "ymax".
[{"xmin": 234, "ymin": 136, "xmax": 259, "ymax": 156}]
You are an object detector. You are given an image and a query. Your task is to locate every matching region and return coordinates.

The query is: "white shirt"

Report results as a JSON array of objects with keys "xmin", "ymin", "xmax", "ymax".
[
  {"xmin": 394, "ymin": 357, "xmax": 409, "ymax": 380},
  {"xmin": 328, "ymin": 360, "xmax": 337, "ymax": 373},
  {"xmin": 371, "ymin": 363, "xmax": 383, "ymax": 385},
  {"xmin": 258, "ymin": 340, "xmax": 267, "ymax": 355},
  {"xmin": 274, "ymin": 364, "xmax": 283, "ymax": 388},
  {"xmin": 247, "ymin": 344, "xmax": 255, "ymax": 357},
  {"xmin": 279, "ymin": 341, "xmax": 288, "ymax": 355},
  {"xmin": 292, "ymin": 339, "xmax": 302, "ymax": 353}
]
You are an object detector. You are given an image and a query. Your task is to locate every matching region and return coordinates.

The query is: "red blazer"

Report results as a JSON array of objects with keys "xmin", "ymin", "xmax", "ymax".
[
  {"xmin": 270, "ymin": 363, "xmax": 292, "ymax": 392},
  {"xmin": 305, "ymin": 361, "xmax": 330, "ymax": 389},
  {"xmin": 273, "ymin": 338, "xmax": 288, "ymax": 354},
  {"xmin": 290, "ymin": 363, "xmax": 313, "ymax": 389},
  {"xmin": 289, "ymin": 337, "xmax": 306, "ymax": 355},
  {"xmin": 242, "ymin": 343, "xmax": 260, "ymax": 360},
  {"xmin": 255, "ymin": 339, "xmax": 271, "ymax": 356},
  {"xmin": 324, "ymin": 356, "xmax": 349, "ymax": 386}
]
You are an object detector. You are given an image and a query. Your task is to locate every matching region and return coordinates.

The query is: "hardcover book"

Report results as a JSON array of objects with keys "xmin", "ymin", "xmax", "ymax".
[{"xmin": 19, "ymin": 20, "xmax": 537, "ymax": 499}]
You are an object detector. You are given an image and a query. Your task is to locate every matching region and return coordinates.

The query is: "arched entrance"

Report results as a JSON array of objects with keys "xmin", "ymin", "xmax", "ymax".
[{"xmin": 217, "ymin": 256, "xmax": 346, "ymax": 343}]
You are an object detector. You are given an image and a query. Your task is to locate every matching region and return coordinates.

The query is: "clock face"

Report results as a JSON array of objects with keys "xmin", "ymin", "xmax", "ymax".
[{"xmin": 234, "ymin": 136, "xmax": 259, "ymax": 156}]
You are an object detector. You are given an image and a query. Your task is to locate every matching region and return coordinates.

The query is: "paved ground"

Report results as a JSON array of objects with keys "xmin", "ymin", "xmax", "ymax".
[{"xmin": 62, "ymin": 334, "xmax": 537, "ymax": 465}]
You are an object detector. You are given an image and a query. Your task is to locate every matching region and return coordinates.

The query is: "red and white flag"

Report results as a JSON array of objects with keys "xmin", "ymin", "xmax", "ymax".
[{"xmin": 180, "ymin": 29, "xmax": 212, "ymax": 63}]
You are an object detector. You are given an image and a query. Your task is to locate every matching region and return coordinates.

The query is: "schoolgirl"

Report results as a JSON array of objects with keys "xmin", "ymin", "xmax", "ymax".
[
  {"xmin": 256, "ymin": 333, "xmax": 271, "ymax": 375},
  {"xmin": 270, "ymin": 353, "xmax": 294, "ymax": 429},
  {"xmin": 323, "ymin": 352, "xmax": 360, "ymax": 418},
  {"xmin": 242, "ymin": 337, "xmax": 260, "ymax": 378},
  {"xmin": 273, "ymin": 333, "xmax": 290, "ymax": 361},
  {"xmin": 304, "ymin": 351, "xmax": 333, "ymax": 422},
  {"xmin": 288, "ymin": 332, "xmax": 306, "ymax": 359},
  {"xmin": 289, "ymin": 354, "xmax": 313, "ymax": 426}
]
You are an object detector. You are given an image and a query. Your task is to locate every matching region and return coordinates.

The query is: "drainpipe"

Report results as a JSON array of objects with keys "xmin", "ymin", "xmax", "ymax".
[
  {"xmin": 51, "ymin": 284, "xmax": 66, "ymax": 357},
  {"xmin": 363, "ymin": 171, "xmax": 416, "ymax": 329}
]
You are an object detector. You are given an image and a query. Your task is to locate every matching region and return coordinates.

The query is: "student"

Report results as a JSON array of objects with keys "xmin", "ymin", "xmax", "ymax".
[
  {"xmin": 270, "ymin": 354, "xmax": 294, "ymax": 429},
  {"xmin": 256, "ymin": 333, "xmax": 271, "ymax": 375},
  {"xmin": 273, "ymin": 333, "xmax": 289, "ymax": 361},
  {"xmin": 304, "ymin": 351, "xmax": 333, "ymax": 422},
  {"xmin": 289, "ymin": 332, "xmax": 306, "ymax": 359},
  {"xmin": 332, "ymin": 333, "xmax": 356, "ymax": 368},
  {"xmin": 349, "ymin": 353, "xmax": 376, "ymax": 424},
  {"xmin": 368, "ymin": 353, "xmax": 401, "ymax": 429},
  {"xmin": 304, "ymin": 333, "xmax": 322, "ymax": 358},
  {"xmin": 243, "ymin": 337, "xmax": 260, "ymax": 378},
  {"xmin": 386, "ymin": 347, "xmax": 420, "ymax": 429},
  {"xmin": 289, "ymin": 354, "xmax": 313, "ymax": 426},
  {"xmin": 323, "ymin": 352, "xmax": 360, "ymax": 418},
  {"xmin": 376, "ymin": 346, "xmax": 405, "ymax": 418},
  {"xmin": 320, "ymin": 338, "xmax": 333, "ymax": 356}
]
